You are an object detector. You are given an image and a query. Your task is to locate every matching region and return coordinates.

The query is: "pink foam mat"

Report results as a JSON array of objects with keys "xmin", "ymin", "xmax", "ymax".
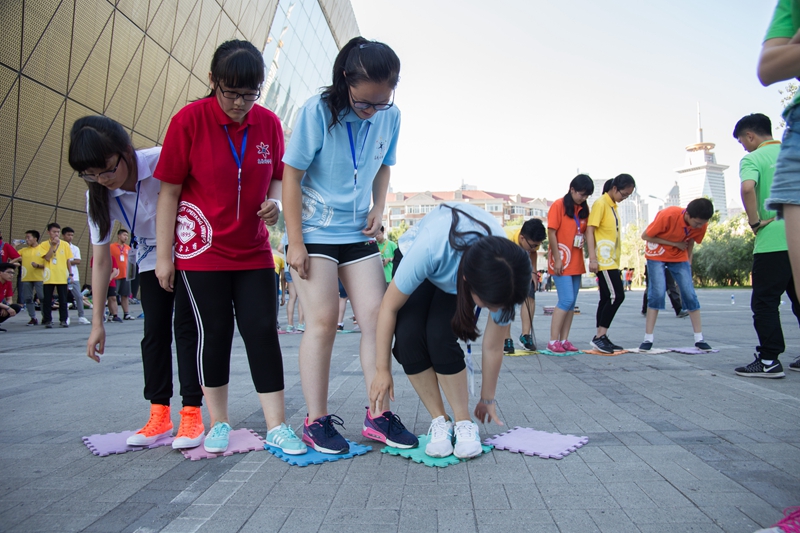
[
  {"xmin": 484, "ymin": 426, "xmax": 588, "ymax": 460},
  {"xmin": 82, "ymin": 431, "xmax": 174, "ymax": 457},
  {"xmin": 181, "ymin": 429, "xmax": 265, "ymax": 460}
]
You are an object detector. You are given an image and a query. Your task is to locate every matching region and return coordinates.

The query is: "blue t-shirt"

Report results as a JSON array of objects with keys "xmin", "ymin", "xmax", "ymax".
[
  {"xmin": 282, "ymin": 94, "xmax": 400, "ymax": 244},
  {"xmin": 394, "ymin": 203, "xmax": 510, "ymax": 325}
]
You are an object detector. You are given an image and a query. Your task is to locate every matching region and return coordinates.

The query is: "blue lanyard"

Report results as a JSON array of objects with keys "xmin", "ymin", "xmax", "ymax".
[
  {"xmin": 115, "ymin": 182, "xmax": 140, "ymax": 248},
  {"xmin": 347, "ymin": 122, "xmax": 371, "ymax": 222},
  {"xmin": 573, "ymin": 212, "xmax": 583, "ymax": 235},
  {"xmin": 224, "ymin": 125, "xmax": 248, "ymax": 219}
]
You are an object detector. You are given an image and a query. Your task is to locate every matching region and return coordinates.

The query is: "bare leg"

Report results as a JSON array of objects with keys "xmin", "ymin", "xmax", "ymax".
[
  {"xmin": 292, "ymin": 258, "xmax": 339, "ymax": 421},
  {"xmin": 407, "ymin": 369, "xmax": 447, "ymax": 419},
  {"xmin": 203, "ymin": 384, "xmax": 229, "ymax": 426},
  {"xmin": 688, "ymin": 309, "xmax": 702, "ymax": 333},
  {"xmin": 121, "ymin": 296, "xmax": 129, "ymax": 314},
  {"xmin": 521, "ymin": 296, "xmax": 535, "ymax": 336},
  {"xmin": 258, "ymin": 390, "xmax": 286, "ymax": 430},
  {"xmin": 560, "ymin": 308, "xmax": 575, "ymax": 340},
  {"xmin": 107, "ymin": 297, "xmax": 118, "ymax": 317},
  {"xmin": 784, "ymin": 205, "xmax": 800, "ymax": 302},
  {"xmin": 550, "ymin": 307, "xmax": 568, "ymax": 340},
  {"xmin": 437, "ymin": 370, "xmax": 471, "ymax": 422},
  {"xmin": 339, "ymin": 256, "xmax": 389, "ymax": 417},
  {"xmin": 645, "ymin": 308, "xmax": 659, "ymax": 335}
]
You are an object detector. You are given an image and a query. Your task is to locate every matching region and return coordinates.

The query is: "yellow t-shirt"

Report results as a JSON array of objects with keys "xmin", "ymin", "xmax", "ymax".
[
  {"xmin": 504, "ymin": 226, "xmax": 522, "ymax": 246},
  {"xmin": 587, "ymin": 193, "xmax": 620, "ymax": 270},
  {"xmin": 37, "ymin": 241, "xmax": 74, "ymax": 285},
  {"xmin": 19, "ymin": 246, "xmax": 45, "ymax": 282},
  {"xmin": 273, "ymin": 253, "xmax": 285, "ymax": 275}
]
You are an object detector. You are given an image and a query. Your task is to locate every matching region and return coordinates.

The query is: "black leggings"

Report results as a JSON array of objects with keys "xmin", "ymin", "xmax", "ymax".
[
  {"xmin": 175, "ymin": 268, "xmax": 284, "ymax": 393},
  {"xmin": 393, "ymin": 280, "xmax": 465, "ymax": 376},
  {"xmin": 0, "ymin": 304, "xmax": 22, "ymax": 323},
  {"xmin": 596, "ymin": 269, "xmax": 625, "ymax": 329},
  {"xmin": 139, "ymin": 270, "xmax": 202, "ymax": 406}
]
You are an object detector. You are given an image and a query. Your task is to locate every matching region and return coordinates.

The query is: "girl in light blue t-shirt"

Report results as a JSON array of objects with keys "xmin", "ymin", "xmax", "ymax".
[
  {"xmin": 282, "ymin": 37, "xmax": 417, "ymax": 455},
  {"xmin": 369, "ymin": 204, "xmax": 532, "ymax": 460}
]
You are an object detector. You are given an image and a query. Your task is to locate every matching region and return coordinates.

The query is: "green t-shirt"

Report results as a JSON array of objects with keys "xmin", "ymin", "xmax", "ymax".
[
  {"xmin": 740, "ymin": 140, "xmax": 787, "ymax": 253},
  {"xmin": 765, "ymin": 0, "xmax": 800, "ymax": 116},
  {"xmin": 587, "ymin": 193, "xmax": 621, "ymax": 270},
  {"xmin": 378, "ymin": 238, "xmax": 397, "ymax": 282}
]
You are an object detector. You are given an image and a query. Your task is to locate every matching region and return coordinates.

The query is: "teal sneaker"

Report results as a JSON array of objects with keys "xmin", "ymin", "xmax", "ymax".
[
  {"xmin": 265, "ymin": 423, "xmax": 307, "ymax": 455},
  {"xmin": 203, "ymin": 421, "xmax": 232, "ymax": 453}
]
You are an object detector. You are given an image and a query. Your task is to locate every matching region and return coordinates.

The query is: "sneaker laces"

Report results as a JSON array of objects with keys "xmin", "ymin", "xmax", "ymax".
[
  {"xmin": 321, "ymin": 414, "xmax": 345, "ymax": 437},
  {"xmin": 386, "ymin": 412, "xmax": 408, "ymax": 435},
  {"xmin": 272, "ymin": 424, "xmax": 298, "ymax": 442},
  {"xmin": 773, "ymin": 506, "xmax": 800, "ymax": 533},
  {"xmin": 743, "ymin": 356, "xmax": 764, "ymax": 372},
  {"xmin": 454, "ymin": 421, "xmax": 477, "ymax": 441},
  {"xmin": 141, "ymin": 406, "xmax": 169, "ymax": 433},
  {"xmin": 209, "ymin": 422, "xmax": 231, "ymax": 438},
  {"xmin": 428, "ymin": 417, "xmax": 450, "ymax": 441},
  {"xmin": 177, "ymin": 408, "xmax": 202, "ymax": 435}
]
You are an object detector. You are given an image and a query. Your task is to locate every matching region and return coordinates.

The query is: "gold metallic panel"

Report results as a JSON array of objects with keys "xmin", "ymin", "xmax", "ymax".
[
  {"xmin": 18, "ymin": 105, "xmax": 66, "ymax": 205},
  {"xmin": 0, "ymin": 1, "xmax": 24, "ymax": 70},
  {"xmin": 147, "ymin": 0, "xmax": 177, "ymax": 50},
  {"xmin": 172, "ymin": 0, "xmax": 201, "ymax": 68},
  {"xmin": 104, "ymin": 42, "xmax": 143, "ymax": 127},
  {"xmin": 10, "ymin": 199, "xmax": 57, "ymax": 243},
  {"xmin": 159, "ymin": 58, "xmax": 191, "ymax": 139},
  {"xmin": 22, "ymin": 0, "xmax": 73, "ymax": 94},
  {"xmin": 69, "ymin": 0, "xmax": 115, "ymax": 89},
  {"xmin": 106, "ymin": 13, "xmax": 146, "ymax": 113},
  {"xmin": 192, "ymin": 3, "xmax": 222, "ymax": 81},
  {"xmin": 21, "ymin": 2, "xmax": 58, "ymax": 68},
  {"xmin": 0, "ymin": 82, "xmax": 16, "ymax": 196},
  {"xmin": 69, "ymin": 21, "xmax": 113, "ymax": 114},
  {"xmin": 134, "ymin": 39, "xmax": 170, "ymax": 142},
  {"xmin": 117, "ymin": 0, "xmax": 149, "ymax": 31}
]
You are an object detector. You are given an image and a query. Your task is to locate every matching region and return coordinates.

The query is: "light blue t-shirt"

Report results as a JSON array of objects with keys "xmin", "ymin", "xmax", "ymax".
[
  {"xmin": 394, "ymin": 203, "xmax": 510, "ymax": 325},
  {"xmin": 283, "ymin": 94, "xmax": 400, "ymax": 244}
]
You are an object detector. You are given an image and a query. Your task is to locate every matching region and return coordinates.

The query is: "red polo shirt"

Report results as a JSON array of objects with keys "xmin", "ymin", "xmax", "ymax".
[{"xmin": 155, "ymin": 97, "xmax": 283, "ymax": 271}]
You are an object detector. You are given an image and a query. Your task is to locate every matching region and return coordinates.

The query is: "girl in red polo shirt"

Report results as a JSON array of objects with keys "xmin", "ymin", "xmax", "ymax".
[
  {"xmin": 155, "ymin": 40, "xmax": 305, "ymax": 455},
  {"xmin": 546, "ymin": 174, "xmax": 594, "ymax": 353}
]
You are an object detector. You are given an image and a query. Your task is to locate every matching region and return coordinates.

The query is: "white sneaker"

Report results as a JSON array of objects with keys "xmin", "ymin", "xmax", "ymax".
[
  {"xmin": 78, "ymin": 317, "xmax": 91, "ymax": 325},
  {"xmin": 453, "ymin": 420, "xmax": 482, "ymax": 459},
  {"xmin": 424, "ymin": 415, "xmax": 454, "ymax": 458}
]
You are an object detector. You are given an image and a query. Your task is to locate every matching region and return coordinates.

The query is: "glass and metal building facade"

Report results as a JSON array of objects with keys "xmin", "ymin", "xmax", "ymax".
[{"xmin": 0, "ymin": 0, "xmax": 358, "ymax": 277}]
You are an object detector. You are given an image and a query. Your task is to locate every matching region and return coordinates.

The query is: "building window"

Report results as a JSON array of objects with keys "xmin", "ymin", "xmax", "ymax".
[{"xmin": 486, "ymin": 204, "xmax": 502, "ymax": 212}]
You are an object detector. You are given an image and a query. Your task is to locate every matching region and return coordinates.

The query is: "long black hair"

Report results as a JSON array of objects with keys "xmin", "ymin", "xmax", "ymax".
[
  {"xmin": 205, "ymin": 40, "xmax": 266, "ymax": 98},
  {"xmin": 68, "ymin": 116, "xmax": 135, "ymax": 241},
  {"xmin": 610, "ymin": 173, "xmax": 636, "ymax": 192},
  {"xmin": 442, "ymin": 205, "xmax": 531, "ymax": 341},
  {"xmin": 321, "ymin": 36, "xmax": 400, "ymax": 131},
  {"xmin": 562, "ymin": 174, "xmax": 594, "ymax": 220}
]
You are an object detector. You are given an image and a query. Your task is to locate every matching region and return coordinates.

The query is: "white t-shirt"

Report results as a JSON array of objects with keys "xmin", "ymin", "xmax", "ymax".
[{"xmin": 68, "ymin": 243, "xmax": 81, "ymax": 282}]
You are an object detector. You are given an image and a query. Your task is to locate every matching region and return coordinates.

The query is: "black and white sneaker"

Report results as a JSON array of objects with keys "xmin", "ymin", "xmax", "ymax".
[
  {"xmin": 638, "ymin": 341, "xmax": 653, "ymax": 352},
  {"xmin": 735, "ymin": 356, "xmax": 785, "ymax": 378},
  {"xmin": 590, "ymin": 335, "xmax": 615, "ymax": 354},
  {"xmin": 789, "ymin": 356, "xmax": 800, "ymax": 373},
  {"xmin": 606, "ymin": 337, "xmax": 623, "ymax": 351},
  {"xmin": 694, "ymin": 341, "xmax": 713, "ymax": 352},
  {"xmin": 503, "ymin": 338, "xmax": 515, "ymax": 354}
]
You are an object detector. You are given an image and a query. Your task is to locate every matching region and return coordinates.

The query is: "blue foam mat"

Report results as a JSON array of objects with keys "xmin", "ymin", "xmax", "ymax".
[{"xmin": 264, "ymin": 439, "xmax": 371, "ymax": 466}]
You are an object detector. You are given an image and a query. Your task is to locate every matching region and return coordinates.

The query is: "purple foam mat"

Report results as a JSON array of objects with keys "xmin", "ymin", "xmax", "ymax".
[
  {"xmin": 82, "ymin": 431, "xmax": 174, "ymax": 457},
  {"xmin": 181, "ymin": 428, "xmax": 265, "ymax": 461},
  {"xmin": 666, "ymin": 347, "xmax": 720, "ymax": 354},
  {"xmin": 484, "ymin": 426, "xmax": 588, "ymax": 460}
]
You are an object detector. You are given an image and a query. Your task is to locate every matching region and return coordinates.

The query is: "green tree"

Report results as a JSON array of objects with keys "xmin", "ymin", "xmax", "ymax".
[
  {"xmin": 691, "ymin": 213, "xmax": 754, "ymax": 286},
  {"xmin": 388, "ymin": 220, "xmax": 409, "ymax": 244},
  {"xmin": 778, "ymin": 81, "xmax": 798, "ymax": 128},
  {"xmin": 620, "ymin": 223, "xmax": 646, "ymax": 286}
]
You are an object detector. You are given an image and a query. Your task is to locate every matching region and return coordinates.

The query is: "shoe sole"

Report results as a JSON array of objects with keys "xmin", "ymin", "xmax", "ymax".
[
  {"xmin": 265, "ymin": 443, "xmax": 308, "ymax": 455},
  {"xmin": 789, "ymin": 367, "xmax": 800, "ymax": 372},
  {"xmin": 590, "ymin": 341, "xmax": 614, "ymax": 354},
  {"xmin": 735, "ymin": 371, "xmax": 785, "ymax": 378},
  {"xmin": 425, "ymin": 446, "xmax": 454, "ymax": 458},
  {"xmin": 127, "ymin": 429, "xmax": 174, "ymax": 446},
  {"xmin": 172, "ymin": 433, "xmax": 204, "ymax": 449},
  {"xmin": 454, "ymin": 446, "xmax": 482, "ymax": 459},
  {"xmin": 362, "ymin": 426, "xmax": 417, "ymax": 449},
  {"xmin": 204, "ymin": 444, "xmax": 229, "ymax": 453},
  {"xmin": 301, "ymin": 434, "xmax": 348, "ymax": 455}
]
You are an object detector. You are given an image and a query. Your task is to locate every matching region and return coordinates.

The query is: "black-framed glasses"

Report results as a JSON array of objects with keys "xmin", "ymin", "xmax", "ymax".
[
  {"xmin": 348, "ymin": 86, "xmax": 394, "ymax": 111},
  {"xmin": 78, "ymin": 155, "xmax": 122, "ymax": 182},
  {"xmin": 217, "ymin": 87, "xmax": 261, "ymax": 102}
]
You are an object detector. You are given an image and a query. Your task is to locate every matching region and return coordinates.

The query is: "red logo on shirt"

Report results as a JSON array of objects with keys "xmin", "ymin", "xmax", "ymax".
[
  {"xmin": 175, "ymin": 201, "xmax": 212, "ymax": 259},
  {"xmin": 256, "ymin": 142, "xmax": 272, "ymax": 165}
]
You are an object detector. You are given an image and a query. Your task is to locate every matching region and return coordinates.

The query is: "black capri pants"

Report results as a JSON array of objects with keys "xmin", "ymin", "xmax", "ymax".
[
  {"xmin": 175, "ymin": 268, "xmax": 284, "ymax": 393},
  {"xmin": 596, "ymin": 269, "xmax": 625, "ymax": 329},
  {"xmin": 393, "ymin": 279, "xmax": 465, "ymax": 376}
]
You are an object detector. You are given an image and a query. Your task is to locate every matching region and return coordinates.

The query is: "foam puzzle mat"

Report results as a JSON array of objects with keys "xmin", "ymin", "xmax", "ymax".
[
  {"xmin": 583, "ymin": 349, "xmax": 629, "ymax": 356},
  {"xmin": 265, "ymin": 439, "xmax": 370, "ymax": 466},
  {"xmin": 82, "ymin": 431, "xmax": 174, "ymax": 456},
  {"xmin": 180, "ymin": 429, "xmax": 264, "ymax": 460},
  {"xmin": 538, "ymin": 349, "xmax": 583, "ymax": 357},
  {"xmin": 666, "ymin": 347, "xmax": 720, "ymax": 354},
  {"xmin": 627, "ymin": 348, "xmax": 672, "ymax": 354},
  {"xmin": 484, "ymin": 426, "xmax": 588, "ymax": 459},
  {"xmin": 505, "ymin": 350, "xmax": 539, "ymax": 357},
  {"xmin": 381, "ymin": 435, "xmax": 493, "ymax": 467}
]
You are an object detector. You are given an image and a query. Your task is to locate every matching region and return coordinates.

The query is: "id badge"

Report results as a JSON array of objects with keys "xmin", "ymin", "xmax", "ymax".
[
  {"xmin": 52, "ymin": 258, "xmax": 57, "ymax": 265},
  {"xmin": 573, "ymin": 234, "xmax": 584, "ymax": 248}
]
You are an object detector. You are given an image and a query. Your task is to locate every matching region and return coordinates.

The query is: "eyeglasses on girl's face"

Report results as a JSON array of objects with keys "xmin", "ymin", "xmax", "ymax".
[{"xmin": 78, "ymin": 155, "xmax": 122, "ymax": 182}]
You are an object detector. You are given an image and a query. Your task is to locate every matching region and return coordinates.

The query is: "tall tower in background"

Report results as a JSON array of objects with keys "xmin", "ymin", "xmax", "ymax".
[{"xmin": 674, "ymin": 105, "xmax": 729, "ymax": 220}]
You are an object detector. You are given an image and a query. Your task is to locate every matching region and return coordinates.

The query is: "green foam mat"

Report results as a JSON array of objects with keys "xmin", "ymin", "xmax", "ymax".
[{"xmin": 381, "ymin": 434, "xmax": 493, "ymax": 467}]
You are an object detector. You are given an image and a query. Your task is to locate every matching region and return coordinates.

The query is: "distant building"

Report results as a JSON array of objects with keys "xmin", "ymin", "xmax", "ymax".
[
  {"xmin": 383, "ymin": 190, "xmax": 550, "ymax": 229},
  {"xmin": 674, "ymin": 107, "xmax": 729, "ymax": 220}
]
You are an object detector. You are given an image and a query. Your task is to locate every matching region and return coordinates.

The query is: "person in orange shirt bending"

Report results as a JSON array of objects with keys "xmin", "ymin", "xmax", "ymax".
[
  {"xmin": 546, "ymin": 174, "xmax": 594, "ymax": 353},
  {"xmin": 109, "ymin": 229, "xmax": 134, "ymax": 321},
  {"xmin": 639, "ymin": 198, "xmax": 714, "ymax": 352}
]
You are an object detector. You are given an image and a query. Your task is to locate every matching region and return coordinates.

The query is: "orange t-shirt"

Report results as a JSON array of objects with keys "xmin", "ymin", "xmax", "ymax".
[
  {"xmin": 547, "ymin": 197, "xmax": 587, "ymax": 276},
  {"xmin": 644, "ymin": 206, "xmax": 706, "ymax": 262},
  {"xmin": 109, "ymin": 243, "xmax": 131, "ymax": 280}
]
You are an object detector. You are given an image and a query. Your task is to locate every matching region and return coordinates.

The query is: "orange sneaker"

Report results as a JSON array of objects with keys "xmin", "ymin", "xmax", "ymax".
[
  {"xmin": 171, "ymin": 406, "xmax": 205, "ymax": 449},
  {"xmin": 126, "ymin": 404, "xmax": 173, "ymax": 446}
]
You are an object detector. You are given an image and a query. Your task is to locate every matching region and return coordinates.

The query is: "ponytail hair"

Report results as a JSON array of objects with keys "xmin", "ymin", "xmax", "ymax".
[
  {"xmin": 610, "ymin": 173, "xmax": 636, "ymax": 192},
  {"xmin": 563, "ymin": 174, "xmax": 594, "ymax": 220},
  {"xmin": 68, "ymin": 116, "xmax": 134, "ymax": 241},
  {"xmin": 321, "ymin": 36, "xmax": 401, "ymax": 131}
]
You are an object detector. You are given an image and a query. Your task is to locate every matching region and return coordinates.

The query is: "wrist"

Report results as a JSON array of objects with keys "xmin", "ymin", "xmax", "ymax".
[
  {"xmin": 479, "ymin": 398, "xmax": 496, "ymax": 405},
  {"xmin": 267, "ymin": 198, "xmax": 282, "ymax": 212}
]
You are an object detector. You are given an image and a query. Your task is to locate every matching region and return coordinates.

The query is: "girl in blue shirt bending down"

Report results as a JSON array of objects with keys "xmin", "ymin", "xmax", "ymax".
[
  {"xmin": 370, "ymin": 204, "xmax": 531, "ymax": 459},
  {"xmin": 282, "ymin": 37, "xmax": 417, "ymax": 454}
]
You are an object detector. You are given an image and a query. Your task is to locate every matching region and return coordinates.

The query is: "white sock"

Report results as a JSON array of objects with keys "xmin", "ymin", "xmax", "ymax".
[
  {"xmin": 268, "ymin": 424, "xmax": 283, "ymax": 432},
  {"xmin": 549, "ymin": 339, "xmax": 558, "ymax": 344},
  {"xmin": 694, "ymin": 332, "xmax": 703, "ymax": 343},
  {"xmin": 338, "ymin": 323, "xmax": 343, "ymax": 327},
  {"xmin": 761, "ymin": 359, "xmax": 774, "ymax": 365},
  {"xmin": 644, "ymin": 333, "xmax": 654, "ymax": 343}
]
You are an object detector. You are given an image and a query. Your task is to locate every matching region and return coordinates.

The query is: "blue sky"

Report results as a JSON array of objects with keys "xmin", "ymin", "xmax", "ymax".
[{"xmin": 349, "ymin": 0, "xmax": 785, "ymax": 214}]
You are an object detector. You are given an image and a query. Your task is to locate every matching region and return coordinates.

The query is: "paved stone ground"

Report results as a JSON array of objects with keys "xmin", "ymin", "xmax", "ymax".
[{"xmin": 0, "ymin": 288, "xmax": 798, "ymax": 533}]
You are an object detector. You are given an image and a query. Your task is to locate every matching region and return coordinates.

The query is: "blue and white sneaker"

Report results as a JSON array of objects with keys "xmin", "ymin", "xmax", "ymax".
[
  {"xmin": 302, "ymin": 414, "xmax": 349, "ymax": 454},
  {"xmin": 203, "ymin": 421, "xmax": 232, "ymax": 453},
  {"xmin": 453, "ymin": 420, "xmax": 482, "ymax": 459},
  {"xmin": 266, "ymin": 423, "xmax": 307, "ymax": 455}
]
